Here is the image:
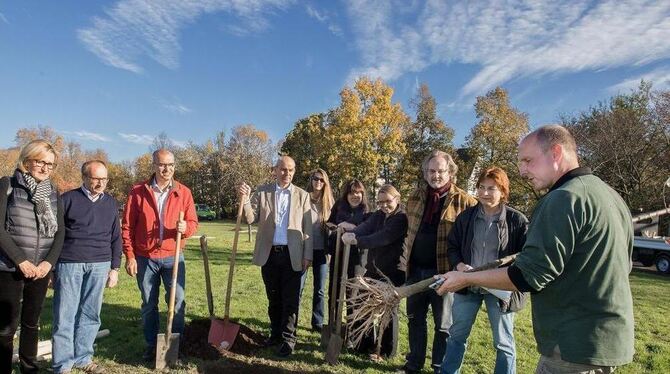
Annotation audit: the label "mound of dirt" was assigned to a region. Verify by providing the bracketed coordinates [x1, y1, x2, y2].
[181, 318, 266, 360]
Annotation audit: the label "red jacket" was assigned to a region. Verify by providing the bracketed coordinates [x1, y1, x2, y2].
[121, 178, 198, 260]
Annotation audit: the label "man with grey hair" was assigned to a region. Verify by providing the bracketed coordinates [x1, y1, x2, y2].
[398, 150, 477, 374]
[436, 125, 634, 373]
[238, 155, 313, 358]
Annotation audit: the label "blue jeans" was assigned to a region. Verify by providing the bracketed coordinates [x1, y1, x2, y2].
[405, 267, 453, 372]
[442, 292, 516, 374]
[136, 254, 186, 348]
[300, 250, 328, 328]
[52, 261, 110, 373]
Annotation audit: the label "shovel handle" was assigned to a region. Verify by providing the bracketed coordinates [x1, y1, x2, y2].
[328, 228, 343, 328]
[200, 235, 215, 318]
[166, 211, 185, 341]
[334, 243, 351, 332]
[224, 197, 245, 319]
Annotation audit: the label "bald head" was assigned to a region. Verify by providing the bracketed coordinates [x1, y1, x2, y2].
[518, 125, 580, 191]
[274, 156, 296, 188]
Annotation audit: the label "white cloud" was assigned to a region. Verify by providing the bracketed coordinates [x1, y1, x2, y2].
[78, 0, 294, 73]
[345, 0, 670, 97]
[607, 67, 670, 93]
[162, 102, 192, 114]
[0, 12, 9, 25]
[66, 130, 111, 142]
[118, 132, 154, 145]
[305, 4, 343, 37]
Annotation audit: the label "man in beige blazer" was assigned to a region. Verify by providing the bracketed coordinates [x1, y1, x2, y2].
[238, 155, 313, 358]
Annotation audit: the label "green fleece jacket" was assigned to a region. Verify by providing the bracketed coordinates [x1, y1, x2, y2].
[511, 168, 634, 366]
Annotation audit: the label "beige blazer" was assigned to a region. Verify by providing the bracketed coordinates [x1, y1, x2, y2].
[243, 183, 313, 271]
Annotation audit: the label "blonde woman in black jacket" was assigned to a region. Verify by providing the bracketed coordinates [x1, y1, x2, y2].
[0, 140, 65, 374]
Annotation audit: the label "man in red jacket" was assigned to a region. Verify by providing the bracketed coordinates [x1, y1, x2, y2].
[121, 148, 198, 362]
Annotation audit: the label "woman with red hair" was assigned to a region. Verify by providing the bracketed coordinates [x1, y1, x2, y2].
[441, 167, 529, 374]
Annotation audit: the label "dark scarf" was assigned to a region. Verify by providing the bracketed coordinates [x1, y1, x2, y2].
[422, 183, 451, 224]
[22, 173, 58, 237]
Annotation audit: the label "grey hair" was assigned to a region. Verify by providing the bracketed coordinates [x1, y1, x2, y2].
[421, 150, 458, 182]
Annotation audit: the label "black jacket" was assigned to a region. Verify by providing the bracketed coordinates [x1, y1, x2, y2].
[326, 200, 370, 258]
[446, 203, 529, 311]
[353, 207, 408, 286]
[0, 171, 65, 272]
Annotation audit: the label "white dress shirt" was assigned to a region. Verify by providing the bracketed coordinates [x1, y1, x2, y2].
[272, 183, 292, 245]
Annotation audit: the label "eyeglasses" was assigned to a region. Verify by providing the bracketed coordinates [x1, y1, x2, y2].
[31, 159, 57, 170]
[427, 169, 449, 176]
[312, 176, 325, 183]
[155, 163, 175, 169]
[376, 198, 396, 206]
[87, 177, 109, 183]
[477, 185, 500, 193]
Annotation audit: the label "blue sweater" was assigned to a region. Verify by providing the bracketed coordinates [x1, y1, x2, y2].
[60, 188, 122, 268]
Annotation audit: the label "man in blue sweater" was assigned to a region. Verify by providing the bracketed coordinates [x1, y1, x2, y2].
[52, 160, 122, 374]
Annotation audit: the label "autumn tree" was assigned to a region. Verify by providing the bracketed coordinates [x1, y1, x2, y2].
[397, 83, 455, 194]
[280, 113, 328, 187]
[324, 77, 410, 192]
[464, 87, 531, 208]
[562, 81, 670, 212]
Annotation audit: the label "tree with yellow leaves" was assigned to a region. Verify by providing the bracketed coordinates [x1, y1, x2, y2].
[464, 87, 532, 208]
[324, 77, 410, 192]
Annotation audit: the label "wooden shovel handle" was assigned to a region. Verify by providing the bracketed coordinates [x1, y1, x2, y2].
[166, 211, 185, 340]
[395, 254, 518, 299]
[224, 198, 245, 319]
[328, 228, 343, 328]
[200, 235, 215, 318]
[334, 242, 351, 331]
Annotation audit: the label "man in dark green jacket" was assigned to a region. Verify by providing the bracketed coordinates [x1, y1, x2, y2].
[436, 125, 634, 373]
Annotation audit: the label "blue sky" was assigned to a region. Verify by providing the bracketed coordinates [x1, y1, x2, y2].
[1, 0, 669, 162]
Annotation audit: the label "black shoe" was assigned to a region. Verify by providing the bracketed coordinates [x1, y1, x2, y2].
[395, 364, 421, 374]
[142, 346, 156, 363]
[263, 336, 281, 348]
[275, 343, 293, 358]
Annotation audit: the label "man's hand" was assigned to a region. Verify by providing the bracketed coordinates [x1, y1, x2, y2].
[455, 262, 474, 272]
[341, 232, 357, 245]
[302, 259, 312, 271]
[17, 261, 38, 279]
[125, 258, 138, 277]
[177, 219, 186, 234]
[107, 269, 119, 288]
[237, 183, 251, 200]
[435, 271, 471, 296]
[35, 261, 52, 279]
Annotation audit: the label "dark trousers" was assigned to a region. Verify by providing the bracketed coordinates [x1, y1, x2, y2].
[0, 271, 50, 374]
[261, 247, 303, 348]
[327, 246, 364, 321]
[300, 250, 328, 329]
[405, 267, 453, 372]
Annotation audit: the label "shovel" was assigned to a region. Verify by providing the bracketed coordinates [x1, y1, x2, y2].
[155, 211, 184, 370]
[325, 242, 351, 365]
[206, 198, 245, 350]
[199, 235, 230, 349]
[320, 227, 343, 347]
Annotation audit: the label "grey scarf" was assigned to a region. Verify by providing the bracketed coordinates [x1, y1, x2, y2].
[22, 173, 58, 238]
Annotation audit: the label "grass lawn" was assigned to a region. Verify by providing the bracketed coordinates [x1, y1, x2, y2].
[35, 220, 670, 373]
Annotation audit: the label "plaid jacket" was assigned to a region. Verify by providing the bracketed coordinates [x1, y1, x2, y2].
[399, 183, 478, 274]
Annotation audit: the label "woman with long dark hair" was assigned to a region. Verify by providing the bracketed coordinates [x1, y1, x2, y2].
[0, 140, 65, 373]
